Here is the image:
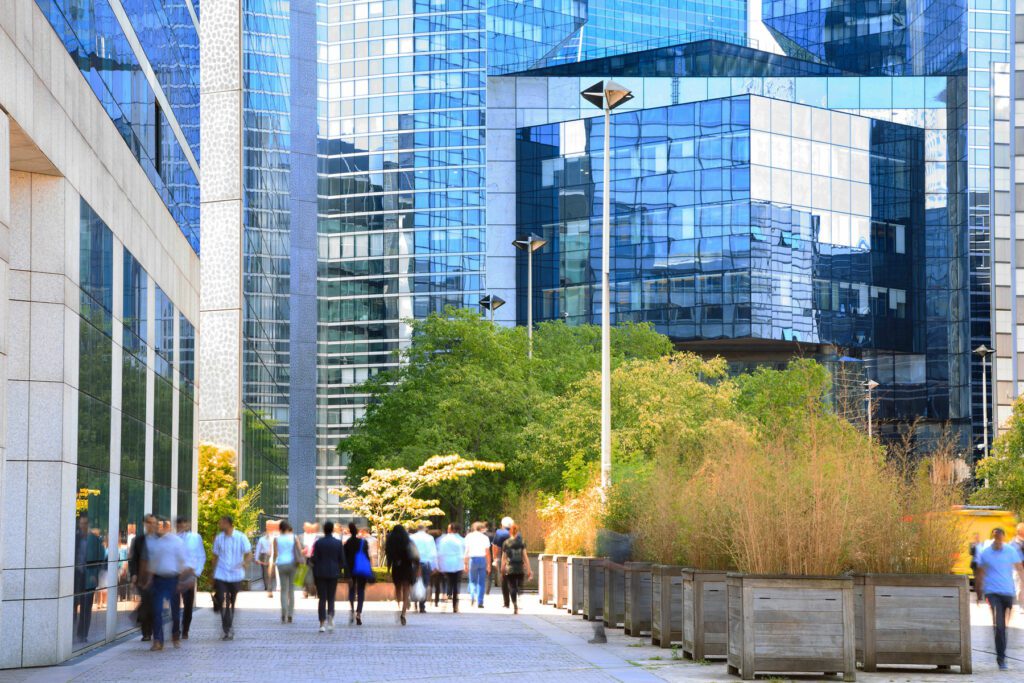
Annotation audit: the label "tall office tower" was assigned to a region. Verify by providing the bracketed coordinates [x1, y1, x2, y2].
[1, 0, 201, 666]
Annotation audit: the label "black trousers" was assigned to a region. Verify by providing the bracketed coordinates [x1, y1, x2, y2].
[316, 577, 338, 622]
[987, 593, 1014, 663]
[348, 577, 367, 614]
[214, 579, 241, 635]
[444, 571, 462, 609]
[178, 584, 196, 636]
[73, 589, 95, 642]
[137, 583, 154, 638]
[431, 570, 444, 605]
[506, 572, 524, 606]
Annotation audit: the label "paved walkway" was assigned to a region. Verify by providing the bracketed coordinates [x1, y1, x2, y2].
[2, 591, 1022, 682]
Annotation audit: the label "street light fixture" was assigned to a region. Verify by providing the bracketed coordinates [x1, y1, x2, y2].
[582, 79, 633, 494]
[478, 294, 506, 323]
[864, 379, 880, 440]
[512, 234, 548, 358]
[975, 344, 993, 460]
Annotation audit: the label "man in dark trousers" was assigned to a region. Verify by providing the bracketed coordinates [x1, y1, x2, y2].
[128, 513, 157, 640]
[311, 520, 345, 633]
[73, 513, 105, 643]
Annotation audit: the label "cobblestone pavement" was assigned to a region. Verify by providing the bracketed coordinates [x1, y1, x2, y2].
[2, 591, 1023, 682]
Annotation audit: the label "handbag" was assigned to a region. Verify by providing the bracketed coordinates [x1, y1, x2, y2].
[293, 562, 309, 588]
[411, 577, 426, 603]
[353, 539, 373, 579]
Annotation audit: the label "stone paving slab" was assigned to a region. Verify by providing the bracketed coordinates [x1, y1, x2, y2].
[1, 591, 1022, 682]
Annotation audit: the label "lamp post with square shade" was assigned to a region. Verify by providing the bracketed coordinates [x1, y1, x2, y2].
[975, 344, 993, 460]
[512, 234, 547, 358]
[864, 379, 879, 440]
[478, 294, 506, 323]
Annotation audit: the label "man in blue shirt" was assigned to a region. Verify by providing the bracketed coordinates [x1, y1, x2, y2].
[975, 527, 1024, 670]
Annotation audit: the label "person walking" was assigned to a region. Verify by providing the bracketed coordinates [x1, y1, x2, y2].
[411, 524, 438, 613]
[301, 522, 322, 599]
[500, 523, 533, 614]
[175, 516, 205, 639]
[145, 517, 191, 650]
[128, 513, 157, 641]
[385, 525, 418, 625]
[464, 522, 491, 609]
[210, 515, 252, 641]
[492, 516, 513, 608]
[73, 513, 105, 644]
[273, 520, 303, 623]
[312, 521, 345, 633]
[436, 523, 466, 612]
[975, 526, 1024, 671]
[1012, 523, 1024, 611]
[255, 522, 277, 598]
[344, 522, 373, 625]
[428, 528, 444, 607]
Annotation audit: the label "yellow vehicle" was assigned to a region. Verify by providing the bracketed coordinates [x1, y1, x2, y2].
[951, 506, 1018, 578]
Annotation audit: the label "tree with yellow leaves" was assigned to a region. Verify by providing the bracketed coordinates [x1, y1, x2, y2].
[331, 454, 504, 563]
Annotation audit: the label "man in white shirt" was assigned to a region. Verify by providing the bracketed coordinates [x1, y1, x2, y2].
[437, 524, 466, 612]
[464, 521, 491, 609]
[145, 517, 190, 650]
[175, 516, 206, 640]
[211, 515, 252, 641]
[411, 524, 439, 613]
[254, 522, 276, 598]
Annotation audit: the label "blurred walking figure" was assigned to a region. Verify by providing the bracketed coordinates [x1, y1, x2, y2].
[344, 522, 373, 625]
[464, 522, 491, 608]
[211, 515, 252, 641]
[411, 524, 438, 613]
[385, 525, 418, 625]
[436, 523, 466, 612]
[500, 523, 532, 614]
[428, 528, 444, 607]
[175, 516, 205, 639]
[274, 520, 303, 623]
[128, 514, 157, 641]
[255, 521, 277, 598]
[145, 517, 191, 650]
[73, 513, 105, 644]
[975, 527, 1024, 671]
[301, 522, 321, 598]
[492, 516, 513, 608]
[312, 521, 345, 633]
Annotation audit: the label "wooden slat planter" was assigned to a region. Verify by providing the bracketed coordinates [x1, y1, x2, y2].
[539, 554, 553, 605]
[567, 556, 585, 615]
[854, 574, 971, 673]
[624, 562, 654, 636]
[554, 555, 569, 609]
[726, 574, 856, 681]
[682, 569, 728, 661]
[603, 561, 626, 628]
[582, 557, 605, 621]
[651, 565, 683, 648]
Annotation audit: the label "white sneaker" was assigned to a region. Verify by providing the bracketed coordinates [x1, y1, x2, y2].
[318, 624, 325, 633]
[327, 616, 335, 632]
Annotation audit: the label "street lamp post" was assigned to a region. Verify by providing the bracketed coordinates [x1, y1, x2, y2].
[864, 379, 879, 440]
[975, 344, 993, 459]
[582, 80, 633, 494]
[478, 294, 506, 324]
[512, 234, 548, 358]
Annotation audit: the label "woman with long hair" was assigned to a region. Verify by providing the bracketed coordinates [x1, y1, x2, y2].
[384, 525, 418, 625]
[272, 520, 303, 623]
[343, 522, 372, 625]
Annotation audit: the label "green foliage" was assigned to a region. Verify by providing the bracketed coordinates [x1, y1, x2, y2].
[735, 357, 832, 438]
[342, 307, 671, 518]
[197, 443, 262, 590]
[972, 396, 1024, 516]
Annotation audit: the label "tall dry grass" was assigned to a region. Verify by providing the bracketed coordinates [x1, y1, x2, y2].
[538, 481, 603, 555]
[505, 488, 550, 551]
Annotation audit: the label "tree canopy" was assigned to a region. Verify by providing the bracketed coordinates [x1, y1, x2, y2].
[972, 395, 1024, 516]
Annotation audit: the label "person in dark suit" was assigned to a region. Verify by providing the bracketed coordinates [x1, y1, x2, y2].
[128, 514, 157, 640]
[311, 521, 345, 632]
[73, 514, 106, 643]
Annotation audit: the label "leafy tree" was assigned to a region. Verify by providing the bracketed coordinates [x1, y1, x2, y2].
[341, 307, 671, 518]
[330, 454, 504, 563]
[972, 396, 1024, 516]
[197, 443, 262, 589]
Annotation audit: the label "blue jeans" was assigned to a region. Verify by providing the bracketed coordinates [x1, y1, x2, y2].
[468, 557, 488, 606]
[152, 575, 181, 642]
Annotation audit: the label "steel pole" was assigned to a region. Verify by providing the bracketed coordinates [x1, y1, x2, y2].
[982, 354, 989, 457]
[867, 389, 872, 440]
[600, 106, 612, 493]
[527, 246, 533, 359]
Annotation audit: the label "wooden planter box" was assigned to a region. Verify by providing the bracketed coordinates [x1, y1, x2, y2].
[651, 565, 683, 648]
[726, 574, 856, 681]
[854, 574, 971, 673]
[554, 555, 569, 609]
[624, 562, 654, 636]
[682, 569, 728, 661]
[603, 561, 626, 628]
[582, 557, 605, 621]
[567, 556, 585, 614]
[539, 554, 554, 605]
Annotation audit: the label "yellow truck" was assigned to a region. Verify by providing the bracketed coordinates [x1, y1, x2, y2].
[951, 506, 1018, 578]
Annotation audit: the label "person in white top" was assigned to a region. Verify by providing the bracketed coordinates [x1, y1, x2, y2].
[254, 522, 277, 597]
[175, 516, 206, 640]
[211, 515, 252, 640]
[145, 517, 191, 650]
[464, 522, 492, 608]
[436, 524, 467, 612]
[411, 524, 439, 613]
[273, 520, 304, 623]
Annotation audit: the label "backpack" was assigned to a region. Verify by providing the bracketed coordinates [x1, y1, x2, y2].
[504, 537, 526, 574]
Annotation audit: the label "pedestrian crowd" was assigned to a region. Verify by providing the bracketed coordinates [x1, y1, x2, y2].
[122, 512, 532, 649]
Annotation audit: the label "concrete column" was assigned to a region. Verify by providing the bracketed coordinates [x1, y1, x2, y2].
[198, 0, 244, 454]
[0, 110, 10, 658]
